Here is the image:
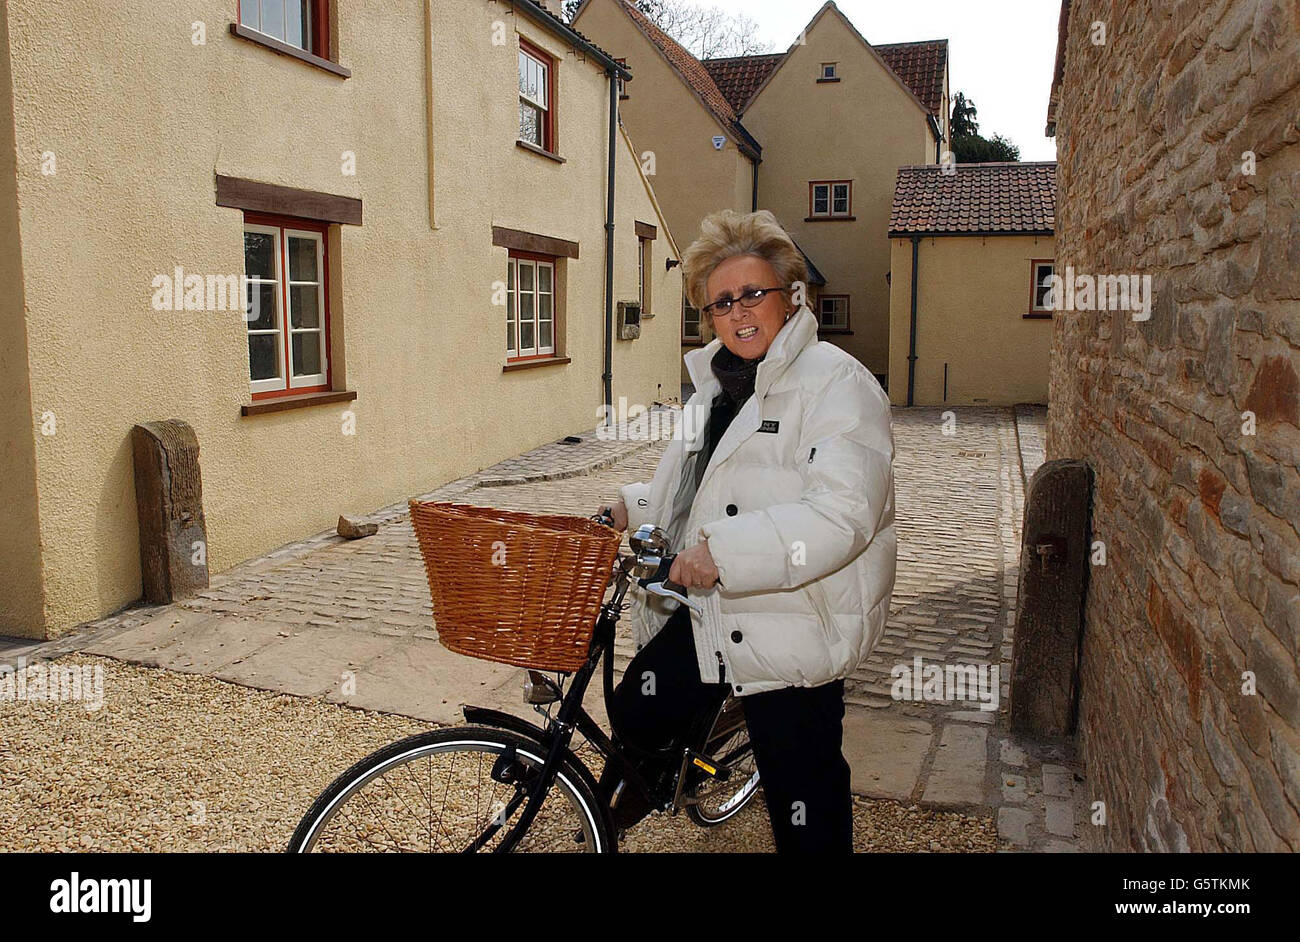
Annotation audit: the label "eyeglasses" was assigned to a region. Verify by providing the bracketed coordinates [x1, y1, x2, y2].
[701, 286, 788, 319]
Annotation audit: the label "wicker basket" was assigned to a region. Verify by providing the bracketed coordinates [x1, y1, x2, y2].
[408, 501, 622, 672]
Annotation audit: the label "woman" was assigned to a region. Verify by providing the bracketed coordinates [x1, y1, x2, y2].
[598, 209, 897, 853]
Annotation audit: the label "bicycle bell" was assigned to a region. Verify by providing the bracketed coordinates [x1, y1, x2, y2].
[629, 524, 670, 576]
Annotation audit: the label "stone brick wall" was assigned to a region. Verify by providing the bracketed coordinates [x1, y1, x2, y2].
[1048, 0, 1300, 851]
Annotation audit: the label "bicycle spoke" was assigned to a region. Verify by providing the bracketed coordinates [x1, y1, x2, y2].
[296, 734, 601, 853]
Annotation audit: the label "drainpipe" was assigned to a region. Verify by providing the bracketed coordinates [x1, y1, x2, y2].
[907, 235, 921, 407]
[751, 157, 758, 212]
[602, 68, 618, 423]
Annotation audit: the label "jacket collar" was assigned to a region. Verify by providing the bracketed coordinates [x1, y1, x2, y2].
[683, 304, 819, 403]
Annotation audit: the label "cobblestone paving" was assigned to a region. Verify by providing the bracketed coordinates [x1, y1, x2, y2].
[48, 405, 1085, 852]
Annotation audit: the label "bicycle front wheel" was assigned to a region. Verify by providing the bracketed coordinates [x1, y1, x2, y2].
[289, 726, 614, 853]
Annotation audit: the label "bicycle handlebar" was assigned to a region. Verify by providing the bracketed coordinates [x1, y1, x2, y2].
[590, 512, 700, 612]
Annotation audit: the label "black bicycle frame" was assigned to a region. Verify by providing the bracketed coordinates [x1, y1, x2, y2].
[485, 561, 699, 852]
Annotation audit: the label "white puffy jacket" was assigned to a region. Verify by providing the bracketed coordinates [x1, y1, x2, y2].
[619, 305, 897, 696]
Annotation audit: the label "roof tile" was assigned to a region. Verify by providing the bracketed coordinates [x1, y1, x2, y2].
[888, 162, 1057, 235]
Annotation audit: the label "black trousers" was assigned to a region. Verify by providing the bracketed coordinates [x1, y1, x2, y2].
[603, 605, 853, 853]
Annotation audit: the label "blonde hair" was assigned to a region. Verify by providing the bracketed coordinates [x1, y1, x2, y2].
[682, 210, 807, 336]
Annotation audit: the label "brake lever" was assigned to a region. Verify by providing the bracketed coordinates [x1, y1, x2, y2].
[637, 554, 702, 612]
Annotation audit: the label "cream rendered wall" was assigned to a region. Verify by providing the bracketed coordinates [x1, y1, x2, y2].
[575, 0, 752, 255]
[4, 0, 678, 637]
[0, 0, 46, 636]
[743, 10, 935, 380]
[610, 123, 685, 412]
[887, 234, 1054, 406]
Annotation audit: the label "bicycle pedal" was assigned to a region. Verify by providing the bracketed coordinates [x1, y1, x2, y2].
[686, 749, 730, 781]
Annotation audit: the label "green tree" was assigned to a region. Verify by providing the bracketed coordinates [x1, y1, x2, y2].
[949, 91, 1021, 163]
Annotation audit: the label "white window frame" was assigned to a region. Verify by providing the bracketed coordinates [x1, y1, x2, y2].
[284, 228, 328, 388]
[507, 256, 556, 359]
[818, 295, 849, 330]
[1032, 261, 1056, 312]
[682, 295, 702, 342]
[518, 46, 550, 148]
[244, 223, 286, 395]
[811, 181, 852, 218]
[821, 62, 837, 79]
[242, 223, 328, 394]
[240, 0, 313, 52]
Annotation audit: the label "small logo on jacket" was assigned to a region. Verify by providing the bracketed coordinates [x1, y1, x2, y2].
[758, 420, 779, 434]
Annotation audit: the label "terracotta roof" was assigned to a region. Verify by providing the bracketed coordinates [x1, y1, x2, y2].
[699, 39, 947, 117]
[874, 40, 948, 116]
[701, 53, 785, 113]
[619, 1, 760, 157]
[889, 162, 1057, 235]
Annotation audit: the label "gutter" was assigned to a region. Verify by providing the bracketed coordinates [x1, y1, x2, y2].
[515, 1, 632, 80]
[907, 235, 920, 407]
[602, 67, 617, 423]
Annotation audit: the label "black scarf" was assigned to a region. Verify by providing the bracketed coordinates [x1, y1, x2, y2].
[710, 345, 763, 407]
[694, 347, 764, 490]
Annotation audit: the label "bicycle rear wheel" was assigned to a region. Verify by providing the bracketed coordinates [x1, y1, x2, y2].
[289, 726, 614, 853]
[686, 696, 761, 826]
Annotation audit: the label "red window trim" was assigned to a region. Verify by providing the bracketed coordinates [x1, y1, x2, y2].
[1029, 258, 1056, 313]
[236, 0, 331, 59]
[245, 212, 333, 401]
[506, 249, 558, 363]
[817, 293, 851, 331]
[809, 180, 853, 218]
[518, 37, 558, 155]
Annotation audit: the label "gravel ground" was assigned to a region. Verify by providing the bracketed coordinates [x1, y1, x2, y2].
[0, 655, 1002, 853]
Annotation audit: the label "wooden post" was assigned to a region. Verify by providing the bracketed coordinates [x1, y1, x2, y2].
[131, 420, 209, 604]
[1010, 458, 1093, 737]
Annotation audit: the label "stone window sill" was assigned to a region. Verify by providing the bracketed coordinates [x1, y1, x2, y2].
[1023, 312, 1054, 319]
[230, 23, 351, 78]
[242, 390, 357, 416]
[805, 215, 857, 222]
[503, 356, 571, 373]
[516, 140, 566, 164]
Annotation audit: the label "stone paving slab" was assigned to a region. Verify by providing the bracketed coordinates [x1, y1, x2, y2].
[921, 723, 991, 810]
[842, 709, 933, 802]
[323, 636, 523, 726]
[212, 626, 399, 699]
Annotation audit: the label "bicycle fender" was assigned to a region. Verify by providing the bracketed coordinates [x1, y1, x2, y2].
[461, 705, 548, 741]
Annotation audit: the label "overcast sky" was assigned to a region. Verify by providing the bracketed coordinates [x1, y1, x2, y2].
[705, 0, 1060, 161]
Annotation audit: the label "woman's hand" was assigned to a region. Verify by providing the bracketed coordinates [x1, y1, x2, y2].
[598, 499, 629, 531]
[669, 541, 719, 590]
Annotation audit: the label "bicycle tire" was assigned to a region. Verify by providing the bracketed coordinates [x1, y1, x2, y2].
[686, 697, 761, 826]
[288, 725, 616, 853]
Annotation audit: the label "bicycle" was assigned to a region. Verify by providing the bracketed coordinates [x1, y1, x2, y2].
[288, 518, 761, 853]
